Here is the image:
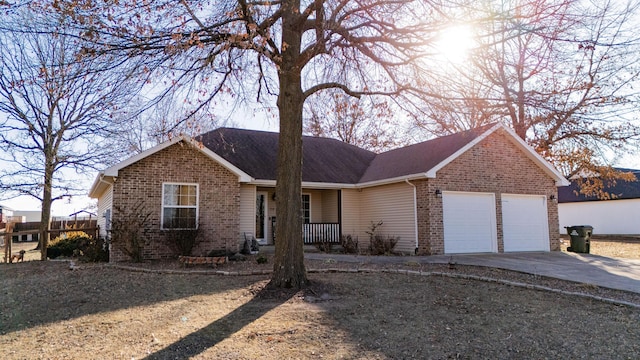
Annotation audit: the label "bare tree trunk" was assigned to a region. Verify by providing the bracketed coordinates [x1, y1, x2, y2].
[270, 1, 309, 288]
[39, 151, 55, 260]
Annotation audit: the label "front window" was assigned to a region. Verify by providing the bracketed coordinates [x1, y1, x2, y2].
[162, 183, 198, 229]
[302, 194, 310, 224]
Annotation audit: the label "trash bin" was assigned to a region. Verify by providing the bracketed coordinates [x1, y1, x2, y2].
[565, 225, 593, 254]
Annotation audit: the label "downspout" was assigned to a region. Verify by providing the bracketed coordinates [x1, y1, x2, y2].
[405, 179, 419, 254]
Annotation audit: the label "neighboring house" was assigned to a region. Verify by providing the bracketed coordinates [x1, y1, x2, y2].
[0, 204, 14, 224]
[558, 169, 640, 235]
[89, 123, 569, 262]
[13, 210, 42, 223]
[11, 211, 41, 242]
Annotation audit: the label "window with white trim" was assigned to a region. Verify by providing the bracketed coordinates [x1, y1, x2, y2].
[162, 183, 198, 229]
[302, 194, 311, 224]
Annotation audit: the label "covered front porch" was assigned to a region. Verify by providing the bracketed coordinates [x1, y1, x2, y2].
[241, 185, 342, 245]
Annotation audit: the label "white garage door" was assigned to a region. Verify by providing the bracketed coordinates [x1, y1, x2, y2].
[443, 192, 497, 254]
[502, 194, 550, 252]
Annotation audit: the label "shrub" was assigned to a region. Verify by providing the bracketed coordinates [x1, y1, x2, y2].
[47, 231, 91, 259]
[47, 231, 107, 261]
[81, 236, 110, 262]
[315, 238, 333, 253]
[164, 228, 200, 257]
[340, 234, 359, 254]
[368, 234, 399, 255]
[110, 201, 152, 262]
[256, 255, 268, 264]
[365, 220, 399, 255]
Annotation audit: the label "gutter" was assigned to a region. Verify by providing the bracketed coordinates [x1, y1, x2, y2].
[88, 174, 114, 199]
[405, 179, 419, 254]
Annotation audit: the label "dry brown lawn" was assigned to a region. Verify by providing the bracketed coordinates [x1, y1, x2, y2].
[560, 237, 640, 259]
[1, 256, 640, 359]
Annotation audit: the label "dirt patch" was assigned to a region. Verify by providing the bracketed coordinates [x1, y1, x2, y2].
[1, 259, 639, 359]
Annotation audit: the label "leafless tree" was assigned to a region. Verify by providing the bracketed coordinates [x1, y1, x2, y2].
[115, 94, 233, 154]
[304, 92, 406, 152]
[410, 0, 640, 189]
[42, 0, 454, 287]
[0, 10, 140, 259]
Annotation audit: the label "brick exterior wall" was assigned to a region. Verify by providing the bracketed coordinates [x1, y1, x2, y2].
[109, 142, 240, 262]
[416, 130, 560, 255]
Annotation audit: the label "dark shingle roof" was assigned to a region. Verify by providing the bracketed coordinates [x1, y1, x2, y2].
[196, 124, 497, 184]
[197, 128, 377, 183]
[359, 124, 495, 183]
[558, 168, 640, 202]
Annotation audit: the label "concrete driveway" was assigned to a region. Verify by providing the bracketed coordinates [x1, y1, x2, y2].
[304, 251, 640, 294]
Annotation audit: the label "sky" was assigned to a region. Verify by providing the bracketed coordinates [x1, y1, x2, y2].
[1, 17, 639, 216]
[0, 109, 280, 216]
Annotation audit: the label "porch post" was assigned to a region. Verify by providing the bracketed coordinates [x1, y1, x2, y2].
[337, 190, 342, 240]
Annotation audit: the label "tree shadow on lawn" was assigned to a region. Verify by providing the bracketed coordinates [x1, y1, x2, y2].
[314, 273, 640, 359]
[119, 272, 640, 359]
[143, 285, 297, 360]
[0, 261, 269, 334]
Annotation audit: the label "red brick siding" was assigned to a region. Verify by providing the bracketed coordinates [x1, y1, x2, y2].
[110, 142, 240, 262]
[416, 130, 560, 255]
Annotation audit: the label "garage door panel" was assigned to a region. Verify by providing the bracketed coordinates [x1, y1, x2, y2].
[443, 192, 497, 254]
[502, 194, 549, 252]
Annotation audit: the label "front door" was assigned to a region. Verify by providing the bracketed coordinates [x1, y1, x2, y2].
[256, 192, 268, 243]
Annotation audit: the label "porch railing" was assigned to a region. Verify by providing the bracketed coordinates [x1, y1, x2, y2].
[303, 223, 340, 244]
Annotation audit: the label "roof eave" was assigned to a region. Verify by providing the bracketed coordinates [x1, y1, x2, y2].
[88, 173, 115, 199]
[356, 173, 429, 189]
[248, 179, 358, 189]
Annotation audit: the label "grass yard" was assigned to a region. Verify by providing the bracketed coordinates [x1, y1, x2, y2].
[1, 260, 639, 359]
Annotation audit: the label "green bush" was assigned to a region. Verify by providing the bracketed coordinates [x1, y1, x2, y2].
[47, 232, 90, 259]
[47, 232, 109, 262]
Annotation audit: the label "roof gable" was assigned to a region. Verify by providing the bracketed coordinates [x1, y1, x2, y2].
[359, 123, 569, 187]
[359, 123, 495, 183]
[99, 137, 251, 181]
[88, 136, 253, 198]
